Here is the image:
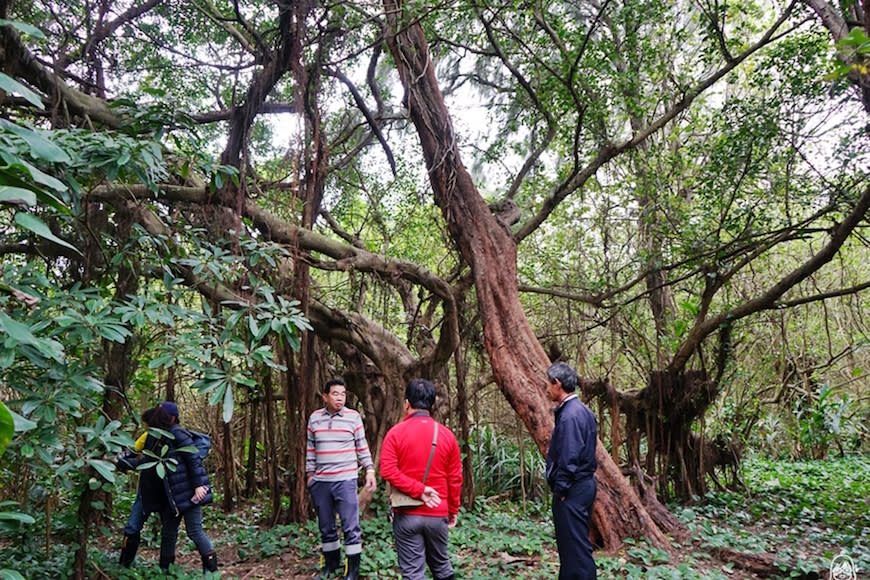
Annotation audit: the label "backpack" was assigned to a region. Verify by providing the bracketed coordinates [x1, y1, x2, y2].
[185, 429, 211, 460]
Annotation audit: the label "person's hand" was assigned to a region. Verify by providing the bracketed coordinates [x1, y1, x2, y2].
[365, 470, 377, 492]
[421, 486, 441, 508]
[447, 513, 458, 529]
[192, 485, 208, 504]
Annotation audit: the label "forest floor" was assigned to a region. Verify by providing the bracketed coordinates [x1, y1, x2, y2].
[3, 456, 868, 579]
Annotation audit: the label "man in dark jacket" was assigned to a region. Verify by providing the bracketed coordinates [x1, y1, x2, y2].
[545, 362, 598, 580]
[137, 402, 217, 573]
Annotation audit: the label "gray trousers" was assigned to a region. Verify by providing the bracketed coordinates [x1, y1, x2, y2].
[392, 513, 454, 580]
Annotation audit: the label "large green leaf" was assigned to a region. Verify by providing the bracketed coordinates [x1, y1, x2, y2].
[10, 410, 36, 433]
[0, 312, 39, 346]
[8, 157, 68, 193]
[0, 119, 70, 163]
[0, 18, 46, 39]
[0, 186, 36, 206]
[87, 459, 116, 483]
[222, 382, 234, 423]
[0, 164, 69, 214]
[0, 73, 43, 110]
[0, 401, 13, 457]
[13, 212, 81, 255]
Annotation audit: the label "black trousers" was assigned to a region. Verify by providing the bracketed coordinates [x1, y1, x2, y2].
[552, 477, 597, 580]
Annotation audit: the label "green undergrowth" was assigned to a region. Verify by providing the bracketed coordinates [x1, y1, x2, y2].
[673, 454, 870, 579]
[0, 456, 866, 578]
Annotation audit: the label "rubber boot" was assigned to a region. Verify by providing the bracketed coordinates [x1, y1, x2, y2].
[159, 552, 175, 572]
[343, 553, 360, 580]
[119, 532, 140, 567]
[315, 549, 341, 579]
[201, 551, 219, 573]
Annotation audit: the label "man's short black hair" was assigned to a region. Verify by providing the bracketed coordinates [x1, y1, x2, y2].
[547, 361, 578, 393]
[323, 378, 346, 393]
[405, 378, 436, 411]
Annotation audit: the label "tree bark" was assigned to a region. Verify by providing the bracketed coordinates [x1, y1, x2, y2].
[381, 0, 670, 550]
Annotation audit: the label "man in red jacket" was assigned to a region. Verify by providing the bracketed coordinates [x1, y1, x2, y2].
[380, 378, 463, 580]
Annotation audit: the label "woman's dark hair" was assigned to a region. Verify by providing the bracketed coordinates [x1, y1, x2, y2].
[147, 406, 174, 430]
[405, 378, 436, 411]
[140, 406, 157, 426]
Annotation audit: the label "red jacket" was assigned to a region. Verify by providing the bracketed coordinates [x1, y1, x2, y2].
[380, 412, 462, 518]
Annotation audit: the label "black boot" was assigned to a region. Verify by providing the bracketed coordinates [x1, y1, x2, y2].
[343, 553, 360, 580]
[315, 549, 341, 579]
[119, 532, 140, 568]
[201, 551, 219, 573]
[159, 552, 175, 572]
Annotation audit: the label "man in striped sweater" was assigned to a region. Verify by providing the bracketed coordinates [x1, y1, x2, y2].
[306, 378, 377, 580]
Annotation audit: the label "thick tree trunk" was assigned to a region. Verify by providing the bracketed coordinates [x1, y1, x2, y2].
[382, 0, 670, 550]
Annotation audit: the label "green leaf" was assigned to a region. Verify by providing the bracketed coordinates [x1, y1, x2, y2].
[10, 410, 36, 433]
[0, 401, 13, 457]
[0, 512, 35, 524]
[0, 119, 70, 163]
[0, 73, 44, 110]
[13, 212, 81, 255]
[0, 18, 46, 39]
[88, 459, 116, 483]
[222, 382, 234, 423]
[0, 186, 36, 206]
[0, 167, 69, 213]
[10, 157, 68, 193]
[0, 312, 39, 346]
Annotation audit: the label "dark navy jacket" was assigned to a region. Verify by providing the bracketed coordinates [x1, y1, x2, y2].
[546, 395, 597, 495]
[138, 424, 213, 516]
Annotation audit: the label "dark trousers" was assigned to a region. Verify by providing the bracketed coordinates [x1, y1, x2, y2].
[123, 490, 146, 535]
[309, 479, 362, 554]
[552, 477, 596, 580]
[159, 504, 213, 563]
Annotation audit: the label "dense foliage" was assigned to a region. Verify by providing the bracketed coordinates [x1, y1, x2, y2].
[1, 0, 869, 576]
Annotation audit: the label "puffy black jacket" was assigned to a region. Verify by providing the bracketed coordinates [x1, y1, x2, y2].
[138, 424, 213, 516]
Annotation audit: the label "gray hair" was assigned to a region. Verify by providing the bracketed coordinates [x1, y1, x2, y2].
[546, 361, 578, 393]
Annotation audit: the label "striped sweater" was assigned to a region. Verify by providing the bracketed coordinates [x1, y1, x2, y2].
[306, 407, 374, 482]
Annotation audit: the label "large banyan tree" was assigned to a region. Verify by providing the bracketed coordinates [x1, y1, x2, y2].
[2, 0, 870, 574]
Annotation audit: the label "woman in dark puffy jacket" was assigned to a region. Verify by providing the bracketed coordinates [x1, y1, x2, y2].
[138, 404, 218, 573]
